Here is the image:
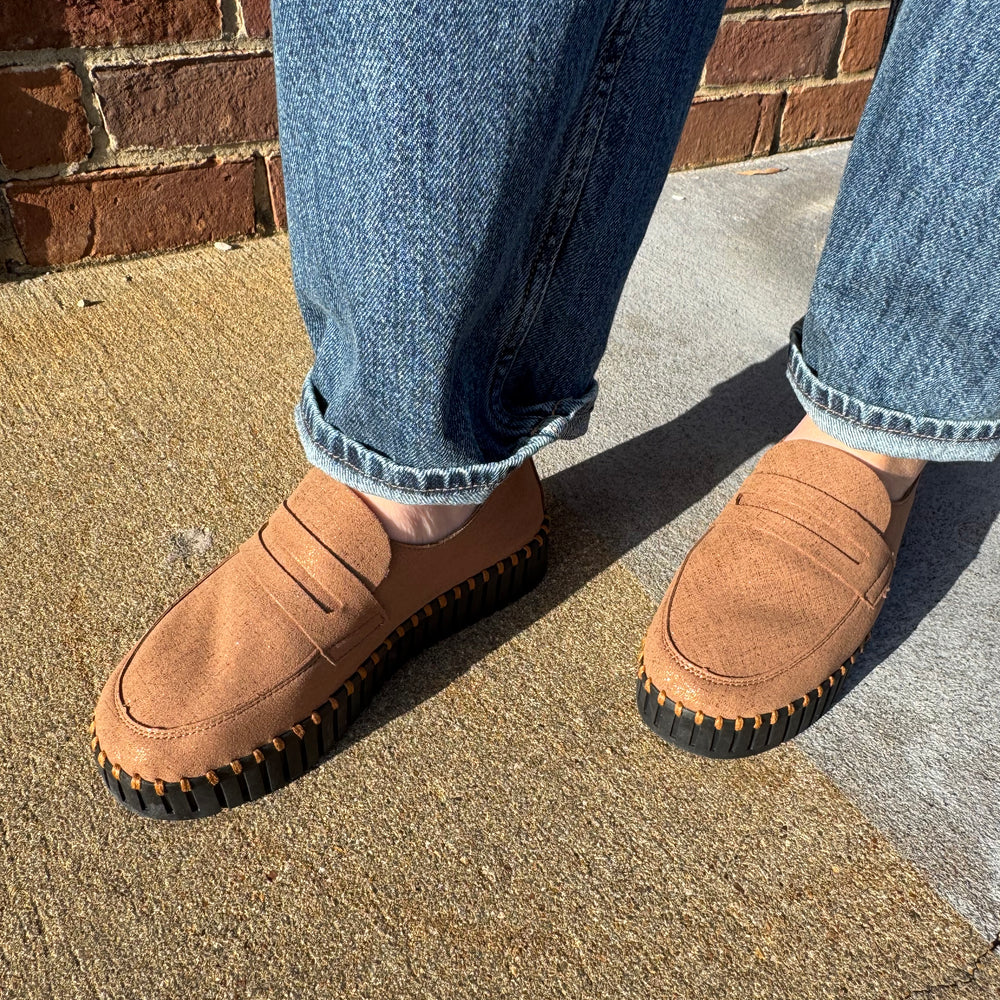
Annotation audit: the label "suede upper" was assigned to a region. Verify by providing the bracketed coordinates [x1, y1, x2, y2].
[641, 440, 917, 720]
[94, 461, 544, 783]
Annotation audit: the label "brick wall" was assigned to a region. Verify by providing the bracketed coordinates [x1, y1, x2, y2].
[0, 0, 888, 274]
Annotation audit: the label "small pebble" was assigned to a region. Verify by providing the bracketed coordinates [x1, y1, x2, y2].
[672, 195, 685, 201]
[214, 241, 234, 251]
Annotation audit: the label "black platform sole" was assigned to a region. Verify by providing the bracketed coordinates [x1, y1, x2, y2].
[93, 519, 550, 820]
[635, 634, 868, 759]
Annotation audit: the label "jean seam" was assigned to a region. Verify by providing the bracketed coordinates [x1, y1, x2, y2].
[787, 339, 1000, 444]
[791, 380, 1000, 442]
[486, 0, 648, 429]
[299, 402, 586, 496]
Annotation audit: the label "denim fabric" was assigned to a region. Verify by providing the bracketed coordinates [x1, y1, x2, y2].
[272, 0, 725, 502]
[789, 0, 1000, 462]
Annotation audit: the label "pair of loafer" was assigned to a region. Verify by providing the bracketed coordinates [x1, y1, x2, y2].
[92, 439, 915, 819]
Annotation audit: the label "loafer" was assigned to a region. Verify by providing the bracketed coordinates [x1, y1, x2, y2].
[92, 460, 548, 819]
[636, 439, 917, 758]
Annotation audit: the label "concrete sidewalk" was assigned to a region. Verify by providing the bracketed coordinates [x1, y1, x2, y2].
[2, 144, 998, 999]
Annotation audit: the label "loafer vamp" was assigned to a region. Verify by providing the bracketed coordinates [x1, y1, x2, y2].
[665, 518, 868, 682]
[641, 440, 907, 721]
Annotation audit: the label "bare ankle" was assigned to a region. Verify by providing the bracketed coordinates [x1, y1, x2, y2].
[355, 491, 479, 544]
[786, 415, 925, 501]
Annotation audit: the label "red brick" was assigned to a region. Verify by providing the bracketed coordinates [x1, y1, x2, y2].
[5, 160, 255, 266]
[0, 65, 91, 171]
[242, 0, 271, 37]
[672, 94, 771, 169]
[780, 79, 873, 149]
[0, 0, 221, 50]
[840, 7, 890, 74]
[752, 92, 784, 156]
[95, 56, 277, 150]
[704, 13, 843, 86]
[266, 155, 285, 229]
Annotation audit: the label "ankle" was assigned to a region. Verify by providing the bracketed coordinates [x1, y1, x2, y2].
[785, 415, 925, 501]
[355, 490, 479, 544]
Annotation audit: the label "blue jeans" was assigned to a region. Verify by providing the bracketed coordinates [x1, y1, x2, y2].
[271, 0, 1000, 505]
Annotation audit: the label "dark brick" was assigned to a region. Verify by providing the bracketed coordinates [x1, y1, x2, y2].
[0, 65, 91, 171]
[704, 13, 843, 86]
[780, 79, 873, 149]
[840, 6, 890, 74]
[0, 0, 221, 50]
[266, 155, 285, 229]
[242, 0, 271, 37]
[95, 55, 277, 149]
[5, 160, 256, 266]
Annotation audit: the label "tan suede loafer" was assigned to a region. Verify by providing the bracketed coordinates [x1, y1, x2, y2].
[92, 460, 548, 819]
[636, 439, 917, 758]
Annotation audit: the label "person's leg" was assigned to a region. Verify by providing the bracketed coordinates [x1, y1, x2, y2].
[271, 0, 726, 530]
[93, 0, 730, 816]
[788, 0, 1000, 467]
[638, 0, 999, 758]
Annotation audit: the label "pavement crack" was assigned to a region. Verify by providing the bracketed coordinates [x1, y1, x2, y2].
[900, 929, 1000, 999]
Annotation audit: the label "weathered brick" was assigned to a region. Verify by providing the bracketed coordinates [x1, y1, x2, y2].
[242, 0, 271, 37]
[752, 92, 784, 156]
[95, 55, 277, 150]
[0, 0, 221, 50]
[840, 6, 890, 74]
[704, 13, 843, 86]
[724, 0, 784, 9]
[780, 79, 873, 149]
[672, 94, 769, 169]
[0, 65, 91, 171]
[266, 155, 285, 229]
[5, 160, 255, 266]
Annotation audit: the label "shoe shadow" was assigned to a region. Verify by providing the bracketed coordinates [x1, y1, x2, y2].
[838, 459, 1000, 694]
[341, 347, 805, 746]
[343, 344, 1000, 750]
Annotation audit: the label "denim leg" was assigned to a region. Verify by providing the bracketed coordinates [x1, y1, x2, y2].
[789, 0, 1000, 462]
[272, 0, 725, 502]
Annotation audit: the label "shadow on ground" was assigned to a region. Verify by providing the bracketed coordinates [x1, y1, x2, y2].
[345, 347, 1000, 751]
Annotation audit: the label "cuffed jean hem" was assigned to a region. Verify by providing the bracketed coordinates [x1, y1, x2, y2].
[295, 377, 597, 504]
[787, 322, 1000, 463]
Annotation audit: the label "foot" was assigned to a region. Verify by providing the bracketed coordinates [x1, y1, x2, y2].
[356, 491, 479, 544]
[785, 414, 924, 501]
[636, 438, 919, 758]
[92, 462, 548, 819]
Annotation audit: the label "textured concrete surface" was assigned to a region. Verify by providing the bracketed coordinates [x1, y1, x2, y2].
[1, 145, 998, 998]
